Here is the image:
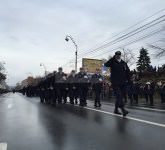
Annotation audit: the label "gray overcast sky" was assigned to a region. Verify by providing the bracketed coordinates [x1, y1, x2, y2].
[0, 0, 165, 86]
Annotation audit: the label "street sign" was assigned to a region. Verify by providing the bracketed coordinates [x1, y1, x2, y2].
[82, 58, 103, 73]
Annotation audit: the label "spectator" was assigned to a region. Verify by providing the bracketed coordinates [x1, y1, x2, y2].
[144, 81, 155, 106]
[160, 81, 165, 103]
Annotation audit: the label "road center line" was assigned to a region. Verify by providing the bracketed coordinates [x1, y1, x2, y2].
[0, 143, 7, 150]
[76, 106, 165, 128]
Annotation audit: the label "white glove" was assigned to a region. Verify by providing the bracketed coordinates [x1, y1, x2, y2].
[62, 76, 66, 80]
[99, 78, 103, 82]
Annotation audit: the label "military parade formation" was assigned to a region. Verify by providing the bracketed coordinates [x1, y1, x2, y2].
[18, 51, 165, 117]
[21, 67, 104, 108]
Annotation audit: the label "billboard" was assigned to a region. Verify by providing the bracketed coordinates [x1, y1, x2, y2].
[82, 58, 103, 73]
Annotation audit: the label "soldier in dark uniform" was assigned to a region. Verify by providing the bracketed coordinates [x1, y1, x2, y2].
[67, 70, 77, 104]
[104, 51, 130, 117]
[74, 86, 79, 104]
[91, 68, 103, 107]
[76, 67, 90, 106]
[63, 73, 69, 104]
[51, 71, 57, 106]
[47, 74, 53, 105]
[74, 75, 79, 105]
[55, 67, 67, 104]
[38, 78, 45, 103]
[46, 74, 55, 104]
[44, 76, 51, 104]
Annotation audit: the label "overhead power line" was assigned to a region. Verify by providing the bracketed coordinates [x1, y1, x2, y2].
[77, 15, 165, 59]
[78, 8, 165, 56]
[88, 27, 164, 59]
[62, 8, 165, 68]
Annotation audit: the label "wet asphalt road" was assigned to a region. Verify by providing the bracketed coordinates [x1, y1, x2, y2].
[0, 93, 165, 150]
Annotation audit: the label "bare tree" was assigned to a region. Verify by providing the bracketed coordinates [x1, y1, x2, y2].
[0, 62, 6, 83]
[149, 29, 165, 57]
[121, 48, 136, 67]
[149, 41, 165, 57]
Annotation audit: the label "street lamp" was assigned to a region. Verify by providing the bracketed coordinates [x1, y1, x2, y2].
[65, 35, 78, 73]
[40, 63, 47, 76]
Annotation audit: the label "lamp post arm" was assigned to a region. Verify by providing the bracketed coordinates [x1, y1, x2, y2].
[66, 35, 78, 50]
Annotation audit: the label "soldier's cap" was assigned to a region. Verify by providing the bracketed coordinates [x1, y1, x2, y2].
[58, 67, 62, 70]
[115, 51, 121, 55]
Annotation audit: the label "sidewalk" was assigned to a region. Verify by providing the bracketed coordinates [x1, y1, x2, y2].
[88, 97, 165, 111]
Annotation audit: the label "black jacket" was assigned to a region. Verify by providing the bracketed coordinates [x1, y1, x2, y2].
[104, 57, 130, 86]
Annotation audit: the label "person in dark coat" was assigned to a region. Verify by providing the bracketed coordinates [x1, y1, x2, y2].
[48, 73, 56, 105]
[104, 51, 130, 116]
[132, 81, 139, 104]
[91, 68, 103, 107]
[44, 76, 51, 104]
[144, 81, 155, 106]
[55, 67, 67, 104]
[139, 83, 144, 98]
[63, 74, 69, 104]
[160, 81, 165, 103]
[67, 70, 77, 104]
[51, 71, 57, 105]
[38, 78, 46, 103]
[76, 67, 90, 107]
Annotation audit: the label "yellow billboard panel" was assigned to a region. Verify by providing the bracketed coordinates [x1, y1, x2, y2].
[82, 58, 103, 73]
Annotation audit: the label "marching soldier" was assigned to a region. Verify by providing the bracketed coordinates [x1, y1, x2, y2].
[76, 67, 90, 106]
[63, 73, 69, 104]
[38, 78, 46, 103]
[51, 71, 57, 106]
[46, 74, 54, 105]
[55, 67, 67, 104]
[44, 76, 51, 104]
[91, 68, 103, 107]
[67, 70, 77, 104]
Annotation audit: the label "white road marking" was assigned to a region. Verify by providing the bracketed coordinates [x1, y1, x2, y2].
[75, 105, 165, 128]
[7, 104, 12, 109]
[0, 143, 7, 150]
